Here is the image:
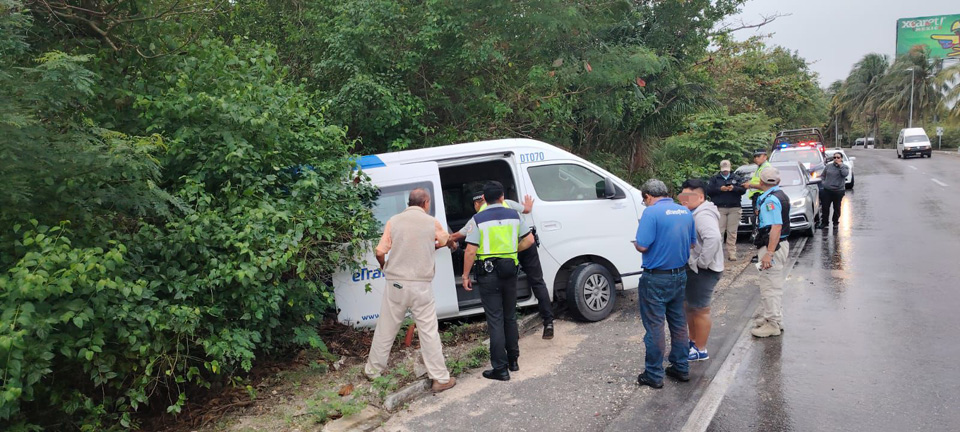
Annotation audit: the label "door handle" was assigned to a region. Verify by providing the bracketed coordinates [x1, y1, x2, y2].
[541, 221, 561, 231]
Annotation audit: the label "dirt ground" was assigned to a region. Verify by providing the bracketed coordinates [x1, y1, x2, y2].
[142, 317, 491, 432]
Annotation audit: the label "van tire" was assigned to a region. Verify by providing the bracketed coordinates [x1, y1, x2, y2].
[566, 263, 617, 322]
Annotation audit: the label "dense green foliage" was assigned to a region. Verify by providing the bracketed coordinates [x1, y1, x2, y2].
[707, 36, 828, 129]
[219, 0, 761, 173]
[1, 0, 827, 429]
[1, 2, 379, 430]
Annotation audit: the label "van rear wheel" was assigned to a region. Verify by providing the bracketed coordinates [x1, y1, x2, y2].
[566, 263, 617, 322]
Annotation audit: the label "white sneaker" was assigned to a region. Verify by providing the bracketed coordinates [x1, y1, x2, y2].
[751, 322, 782, 338]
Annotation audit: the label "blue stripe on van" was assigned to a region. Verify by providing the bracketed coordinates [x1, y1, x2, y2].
[357, 155, 386, 169]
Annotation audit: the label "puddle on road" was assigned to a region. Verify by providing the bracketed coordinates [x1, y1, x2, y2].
[379, 318, 590, 430]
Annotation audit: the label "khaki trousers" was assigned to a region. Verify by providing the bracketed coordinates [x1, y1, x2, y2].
[756, 243, 789, 327]
[718, 207, 742, 258]
[365, 279, 450, 383]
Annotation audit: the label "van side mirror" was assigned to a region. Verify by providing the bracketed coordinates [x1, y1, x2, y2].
[596, 178, 617, 199]
[849, 156, 856, 161]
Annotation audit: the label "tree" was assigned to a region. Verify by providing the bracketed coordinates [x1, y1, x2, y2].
[936, 61, 960, 119]
[878, 46, 943, 127]
[836, 53, 889, 145]
[706, 35, 828, 129]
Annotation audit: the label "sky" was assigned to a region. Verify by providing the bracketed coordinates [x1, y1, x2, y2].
[726, 0, 957, 87]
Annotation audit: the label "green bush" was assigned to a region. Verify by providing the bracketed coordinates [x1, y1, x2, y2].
[651, 110, 772, 189]
[0, 38, 378, 430]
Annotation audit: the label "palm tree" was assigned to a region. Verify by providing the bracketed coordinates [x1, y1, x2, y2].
[837, 53, 889, 145]
[826, 80, 850, 145]
[936, 61, 960, 119]
[878, 46, 943, 127]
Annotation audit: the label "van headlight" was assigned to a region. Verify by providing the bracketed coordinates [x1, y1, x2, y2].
[791, 197, 806, 207]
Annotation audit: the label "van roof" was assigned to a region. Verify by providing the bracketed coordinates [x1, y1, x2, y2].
[902, 128, 928, 135]
[358, 138, 577, 169]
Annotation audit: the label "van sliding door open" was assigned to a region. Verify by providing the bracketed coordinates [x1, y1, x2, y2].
[332, 162, 458, 327]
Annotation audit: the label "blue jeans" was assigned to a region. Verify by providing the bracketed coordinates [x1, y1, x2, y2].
[639, 271, 689, 383]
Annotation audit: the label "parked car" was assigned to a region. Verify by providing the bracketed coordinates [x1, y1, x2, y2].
[897, 128, 932, 159]
[823, 149, 856, 189]
[337, 139, 644, 327]
[736, 161, 822, 237]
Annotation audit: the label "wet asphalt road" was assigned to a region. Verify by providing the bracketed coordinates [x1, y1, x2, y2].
[709, 149, 960, 431]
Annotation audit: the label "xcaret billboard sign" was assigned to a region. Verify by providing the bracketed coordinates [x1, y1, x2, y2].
[897, 14, 960, 59]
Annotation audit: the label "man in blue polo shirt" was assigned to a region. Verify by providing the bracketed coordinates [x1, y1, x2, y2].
[633, 179, 697, 389]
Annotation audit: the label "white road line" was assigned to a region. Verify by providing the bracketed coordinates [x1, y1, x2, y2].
[932, 179, 949, 187]
[682, 237, 808, 432]
[908, 165, 918, 170]
[681, 324, 753, 432]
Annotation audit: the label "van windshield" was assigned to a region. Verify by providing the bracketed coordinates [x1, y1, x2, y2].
[905, 135, 928, 143]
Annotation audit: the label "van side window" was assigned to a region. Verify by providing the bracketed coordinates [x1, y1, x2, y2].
[528, 164, 613, 201]
[372, 181, 435, 227]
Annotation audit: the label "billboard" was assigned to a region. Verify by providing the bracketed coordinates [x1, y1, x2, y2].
[896, 14, 960, 59]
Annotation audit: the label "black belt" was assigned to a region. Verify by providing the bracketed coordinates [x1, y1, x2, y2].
[643, 267, 685, 275]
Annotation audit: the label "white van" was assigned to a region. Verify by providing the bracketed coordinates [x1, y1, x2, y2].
[333, 139, 646, 327]
[897, 128, 932, 159]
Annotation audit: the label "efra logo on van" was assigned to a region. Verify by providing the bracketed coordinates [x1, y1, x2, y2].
[352, 267, 384, 282]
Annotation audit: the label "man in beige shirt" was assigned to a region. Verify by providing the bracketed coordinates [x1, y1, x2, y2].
[364, 188, 456, 393]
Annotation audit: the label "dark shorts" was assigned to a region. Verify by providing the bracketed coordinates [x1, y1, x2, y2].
[685, 267, 722, 309]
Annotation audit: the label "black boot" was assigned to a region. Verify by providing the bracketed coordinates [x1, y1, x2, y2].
[508, 358, 519, 372]
[482, 367, 510, 381]
[542, 323, 554, 340]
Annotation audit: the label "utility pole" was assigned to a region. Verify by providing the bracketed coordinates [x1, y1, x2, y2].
[907, 67, 915, 128]
[835, 114, 839, 148]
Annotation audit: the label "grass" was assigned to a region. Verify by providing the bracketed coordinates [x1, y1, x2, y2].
[446, 343, 489, 376]
[306, 390, 368, 425]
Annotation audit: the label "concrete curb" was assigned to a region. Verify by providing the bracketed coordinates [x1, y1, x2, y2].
[322, 406, 389, 432]
[383, 379, 430, 412]
[380, 312, 542, 413]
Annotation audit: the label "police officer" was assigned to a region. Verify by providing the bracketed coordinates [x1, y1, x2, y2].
[462, 181, 536, 381]
[449, 189, 555, 339]
[743, 149, 772, 263]
[751, 166, 791, 338]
